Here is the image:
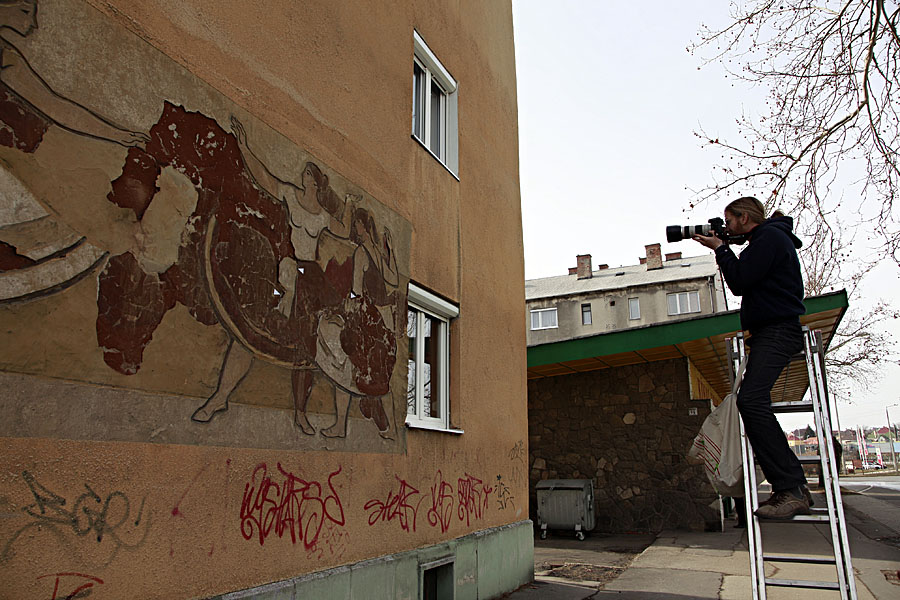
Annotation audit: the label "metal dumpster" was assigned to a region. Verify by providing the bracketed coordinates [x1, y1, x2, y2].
[535, 479, 595, 540]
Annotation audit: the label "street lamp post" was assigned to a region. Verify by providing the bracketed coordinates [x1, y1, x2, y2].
[888, 403, 899, 473]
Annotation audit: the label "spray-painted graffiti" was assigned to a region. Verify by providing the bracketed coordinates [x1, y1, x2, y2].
[425, 470, 454, 534]
[457, 473, 492, 527]
[35, 572, 104, 600]
[168, 461, 234, 558]
[239, 463, 345, 550]
[495, 474, 515, 510]
[507, 440, 526, 485]
[305, 520, 349, 563]
[364, 470, 494, 533]
[363, 476, 420, 532]
[0, 471, 150, 565]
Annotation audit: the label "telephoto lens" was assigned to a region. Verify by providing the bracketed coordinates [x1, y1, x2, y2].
[666, 224, 711, 243]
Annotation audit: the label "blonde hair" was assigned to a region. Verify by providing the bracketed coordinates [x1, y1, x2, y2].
[725, 196, 767, 225]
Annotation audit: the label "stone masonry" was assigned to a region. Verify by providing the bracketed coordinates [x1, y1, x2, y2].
[528, 357, 719, 533]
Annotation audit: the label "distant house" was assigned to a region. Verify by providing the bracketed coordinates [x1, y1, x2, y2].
[526, 244, 727, 346]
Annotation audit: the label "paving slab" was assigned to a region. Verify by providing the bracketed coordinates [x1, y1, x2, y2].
[602, 565, 723, 598]
[503, 579, 597, 599]
[630, 529, 748, 576]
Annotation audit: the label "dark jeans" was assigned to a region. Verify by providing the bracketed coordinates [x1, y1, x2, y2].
[738, 320, 806, 491]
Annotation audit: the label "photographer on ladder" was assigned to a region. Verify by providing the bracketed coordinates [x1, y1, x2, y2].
[693, 196, 812, 519]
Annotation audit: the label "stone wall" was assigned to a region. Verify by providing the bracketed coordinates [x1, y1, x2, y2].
[528, 358, 719, 533]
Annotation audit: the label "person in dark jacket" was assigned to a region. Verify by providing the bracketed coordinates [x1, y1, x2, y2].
[694, 196, 811, 519]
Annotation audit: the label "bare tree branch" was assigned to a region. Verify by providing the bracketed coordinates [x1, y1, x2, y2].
[690, 1, 900, 392]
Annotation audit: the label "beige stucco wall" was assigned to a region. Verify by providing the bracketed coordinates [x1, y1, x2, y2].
[0, 1, 526, 598]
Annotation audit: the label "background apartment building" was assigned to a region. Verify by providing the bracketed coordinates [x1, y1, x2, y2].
[526, 244, 727, 344]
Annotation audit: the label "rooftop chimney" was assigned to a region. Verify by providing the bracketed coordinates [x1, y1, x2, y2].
[597, 264, 609, 270]
[568, 267, 578, 275]
[576, 254, 593, 279]
[665, 252, 682, 261]
[644, 243, 663, 270]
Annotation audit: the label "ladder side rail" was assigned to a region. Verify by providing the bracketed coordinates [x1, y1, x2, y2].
[810, 329, 855, 599]
[740, 416, 767, 600]
[803, 328, 852, 599]
[730, 334, 767, 600]
[807, 329, 858, 599]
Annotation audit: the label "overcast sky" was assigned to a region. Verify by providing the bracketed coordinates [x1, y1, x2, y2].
[512, 0, 900, 433]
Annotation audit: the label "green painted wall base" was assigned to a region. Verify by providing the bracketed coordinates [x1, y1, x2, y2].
[211, 520, 534, 600]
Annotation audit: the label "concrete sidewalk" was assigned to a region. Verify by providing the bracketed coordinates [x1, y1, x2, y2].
[505, 489, 900, 599]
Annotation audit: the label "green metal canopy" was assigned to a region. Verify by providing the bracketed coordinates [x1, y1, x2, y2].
[527, 290, 848, 404]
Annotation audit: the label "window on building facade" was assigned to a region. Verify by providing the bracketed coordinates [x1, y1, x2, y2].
[581, 303, 592, 325]
[407, 283, 458, 431]
[667, 291, 701, 315]
[530, 307, 558, 330]
[412, 31, 459, 176]
[628, 297, 640, 320]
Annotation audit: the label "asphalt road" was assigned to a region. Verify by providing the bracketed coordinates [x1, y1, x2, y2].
[839, 475, 900, 549]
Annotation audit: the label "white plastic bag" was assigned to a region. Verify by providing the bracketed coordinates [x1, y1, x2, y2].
[687, 358, 746, 497]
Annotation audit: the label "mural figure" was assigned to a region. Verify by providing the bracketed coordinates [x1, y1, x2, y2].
[0, 0, 148, 301]
[189, 117, 401, 438]
[0, 0, 405, 440]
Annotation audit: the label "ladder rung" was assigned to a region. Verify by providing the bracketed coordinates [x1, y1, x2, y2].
[797, 455, 820, 464]
[765, 577, 841, 590]
[772, 400, 813, 413]
[763, 554, 836, 565]
[758, 514, 830, 523]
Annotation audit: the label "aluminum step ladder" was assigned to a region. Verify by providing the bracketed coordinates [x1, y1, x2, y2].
[727, 327, 857, 599]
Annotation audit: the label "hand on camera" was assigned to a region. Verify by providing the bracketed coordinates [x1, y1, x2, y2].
[693, 233, 723, 250]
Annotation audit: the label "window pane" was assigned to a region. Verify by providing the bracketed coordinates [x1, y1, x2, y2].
[545, 309, 557, 328]
[413, 63, 425, 139]
[582, 304, 592, 325]
[689, 291, 700, 312]
[667, 294, 678, 315]
[429, 80, 444, 157]
[407, 310, 417, 415]
[629, 298, 640, 319]
[423, 315, 441, 419]
[531, 311, 540, 330]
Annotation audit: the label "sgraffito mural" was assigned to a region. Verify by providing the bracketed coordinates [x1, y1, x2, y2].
[0, 1, 530, 598]
[0, 0, 411, 451]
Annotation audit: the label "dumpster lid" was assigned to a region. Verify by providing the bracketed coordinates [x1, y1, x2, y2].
[535, 478, 593, 491]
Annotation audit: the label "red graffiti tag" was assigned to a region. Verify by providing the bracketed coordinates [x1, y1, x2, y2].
[36, 572, 103, 600]
[457, 473, 492, 526]
[426, 470, 454, 533]
[239, 463, 345, 549]
[171, 463, 210, 517]
[364, 476, 420, 532]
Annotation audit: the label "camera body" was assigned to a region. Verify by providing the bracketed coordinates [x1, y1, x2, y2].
[666, 217, 747, 245]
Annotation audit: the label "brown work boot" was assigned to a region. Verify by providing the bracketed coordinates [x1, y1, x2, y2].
[754, 489, 811, 519]
[759, 486, 814, 508]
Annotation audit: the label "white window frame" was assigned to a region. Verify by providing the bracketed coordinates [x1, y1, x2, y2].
[530, 307, 558, 330]
[412, 30, 459, 177]
[407, 282, 459, 432]
[667, 290, 701, 316]
[628, 297, 640, 320]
